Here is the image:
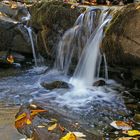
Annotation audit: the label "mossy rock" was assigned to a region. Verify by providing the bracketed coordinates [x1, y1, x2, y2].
[102, 3, 140, 66]
[30, 1, 85, 65]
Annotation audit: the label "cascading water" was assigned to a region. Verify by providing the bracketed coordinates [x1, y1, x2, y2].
[54, 8, 101, 74]
[25, 26, 38, 67]
[71, 8, 111, 87]
[103, 53, 108, 80]
[0, 6, 130, 137]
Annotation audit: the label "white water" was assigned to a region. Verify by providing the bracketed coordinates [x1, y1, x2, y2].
[103, 53, 108, 80]
[54, 8, 100, 74]
[24, 26, 38, 67]
[71, 9, 111, 87]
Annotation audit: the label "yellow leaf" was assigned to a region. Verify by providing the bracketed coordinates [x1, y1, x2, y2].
[7, 55, 14, 64]
[136, 5, 140, 10]
[48, 123, 57, 131]
[26, 119, 32, 125]
[15, 113, 26, 121]
[60, 132, 76, 140]
[118, 137, 138, 140]
[123, 130, 140, 136]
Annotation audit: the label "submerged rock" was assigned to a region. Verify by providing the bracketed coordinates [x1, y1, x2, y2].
[41, 80, 71, 90]
[93, 79, 106, 86]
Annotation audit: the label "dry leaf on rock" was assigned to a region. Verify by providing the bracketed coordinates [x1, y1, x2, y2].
[60, 132, 76, 140]
[73, 132, 86, 138]
[117, 137, 138, 140]
[15, 109, 47, 128]
[48, 123, 57, 131]
[123, 130, 140, 136]
[58, 124, 65, 132]
[110, 121, 132, 130]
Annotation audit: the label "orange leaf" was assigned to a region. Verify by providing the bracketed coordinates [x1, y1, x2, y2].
[15, 109, 47, 128]
[110, 121, 132, 130]
[31, 109, 47, 116]
[58, 124, 65, 132]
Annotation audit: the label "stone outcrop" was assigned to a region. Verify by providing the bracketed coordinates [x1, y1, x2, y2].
[30, 1, 84, 63]
[0, 1, 33, 55]
[103, 3, 140, 66]
[102, 3, 140, 85]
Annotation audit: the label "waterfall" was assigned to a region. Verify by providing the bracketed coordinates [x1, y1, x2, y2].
[24, 26, 38, 67]
[71, 9, 111, 87]
[54, 8, 101, 74]
[103, 53, 108, 80]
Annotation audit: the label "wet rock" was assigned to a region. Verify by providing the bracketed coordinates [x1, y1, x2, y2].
[128, 89, 140, 98]
[41, 81, 71, 90]
[0, 1, 29, 22]
[0, 16, 33, 54]
[103, 3, 140, 66]
[15, 102, 103, 140]
[30, 1, 85, 65]
[93, 79, 106, 86]
[0, 1, 34, 56]
[133, 114, 140, 124]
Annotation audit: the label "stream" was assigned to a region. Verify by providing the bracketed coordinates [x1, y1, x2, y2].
[0, 66, 133, 140]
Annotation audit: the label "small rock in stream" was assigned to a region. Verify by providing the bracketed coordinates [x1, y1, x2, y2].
[41, 80, 72, 90]
[93, 79, 106, 86]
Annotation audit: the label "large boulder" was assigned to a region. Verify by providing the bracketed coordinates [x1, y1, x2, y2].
[103, 3, 140, 66]
[0, 2, 33, 55]
[29, 1, 84, 64]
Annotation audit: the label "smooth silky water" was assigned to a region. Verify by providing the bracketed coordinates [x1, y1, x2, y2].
[0, 7, 129, 139]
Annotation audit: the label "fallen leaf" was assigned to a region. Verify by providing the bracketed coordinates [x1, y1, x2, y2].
[7, 55, 14, 64]
[110, 121, 132, 130]
[15, 114, 31, 128]
[123, 130, 140, 136]
[117, 137, 138, 140]
[37, 125, 46, 128]
[30, 109, 47, 116]
[58, 124, 65, 132]
[50, 118, 58, 123]
[15, 113, 26, 122]
[73, 132, 86, 138]
[48, 123, 57, 131]
[15, 109, 47, 128]
[60, 132, 76, 140]
[136, 5, 140, 10]
[11, 3, 17, 9]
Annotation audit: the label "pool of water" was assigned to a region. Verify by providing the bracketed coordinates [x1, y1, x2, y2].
[0, 67, 131, 139]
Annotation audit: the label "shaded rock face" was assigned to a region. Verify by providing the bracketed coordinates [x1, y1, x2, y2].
[30, 1, 84, 65]
[0, 2, 33, 55]
[103, 3, 140, 66]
